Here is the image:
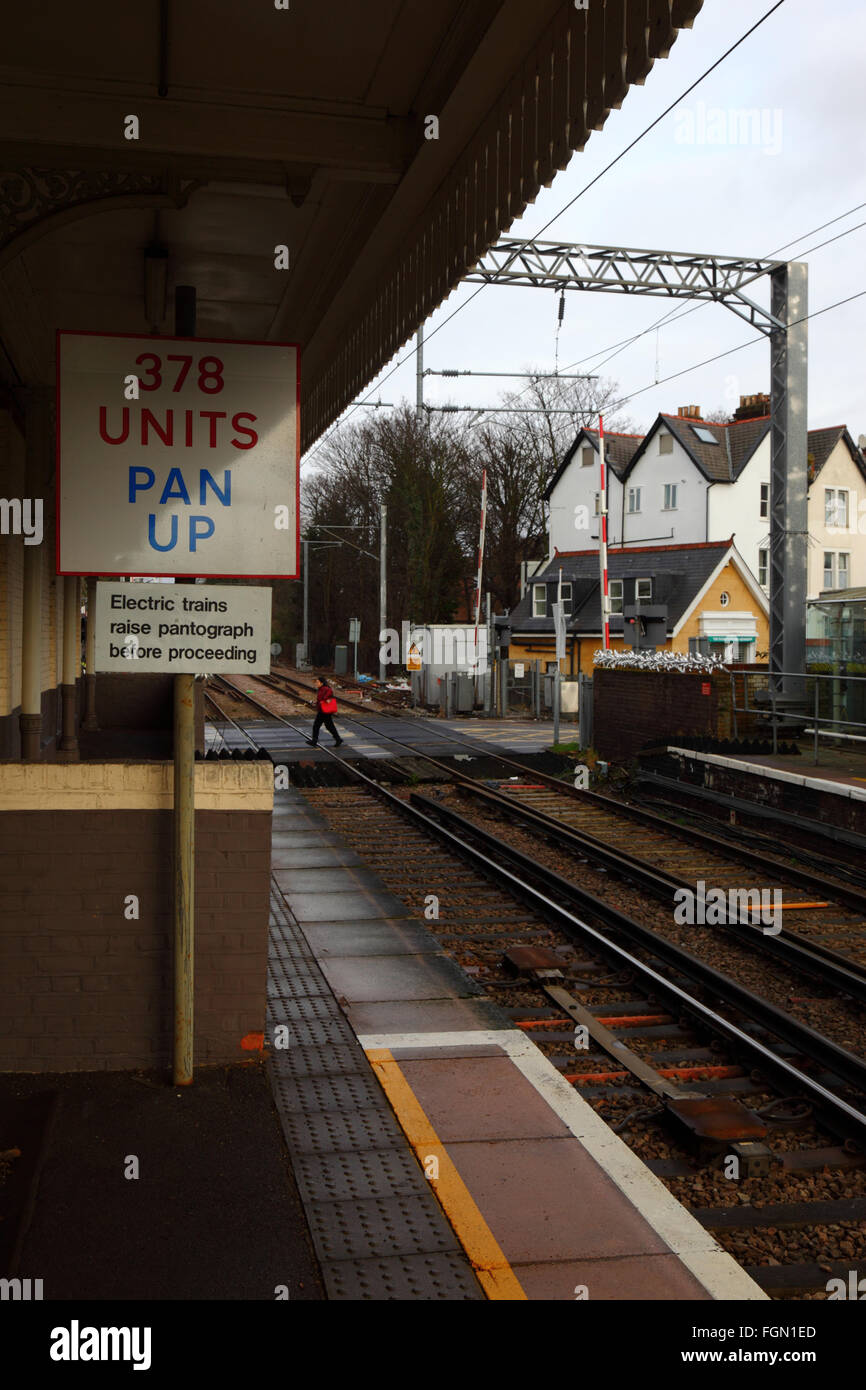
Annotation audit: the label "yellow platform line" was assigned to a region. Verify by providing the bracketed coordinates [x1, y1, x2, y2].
[365, 1048, 527, 1301]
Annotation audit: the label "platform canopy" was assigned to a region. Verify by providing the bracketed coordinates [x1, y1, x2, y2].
[0, 0, 703, 450]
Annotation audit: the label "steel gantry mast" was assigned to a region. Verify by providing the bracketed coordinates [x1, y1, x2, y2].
[464, 238, 807, 687]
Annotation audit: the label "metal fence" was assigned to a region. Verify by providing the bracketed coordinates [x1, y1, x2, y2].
[731, 667, 866, 764]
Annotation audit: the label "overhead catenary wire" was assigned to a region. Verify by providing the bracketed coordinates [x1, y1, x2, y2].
[467, 285, 866, 434]
[299, 1, 788, 472]
[553, 205, 866, 382]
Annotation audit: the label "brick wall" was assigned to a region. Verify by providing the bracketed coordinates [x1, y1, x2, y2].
[593, 668, 765, 762]
[0, 763, 273, 1072]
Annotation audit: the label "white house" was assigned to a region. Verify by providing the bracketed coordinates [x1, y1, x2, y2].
[546, 401, 866, 602]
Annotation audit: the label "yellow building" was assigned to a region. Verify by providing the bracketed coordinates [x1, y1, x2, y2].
[506, 539, 769, 677]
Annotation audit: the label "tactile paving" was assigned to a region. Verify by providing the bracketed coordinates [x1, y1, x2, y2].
[321, 1252, 483, 1301]
[270, 1042, 369, 1079]
[308, 1194, 460, 1262]
[293, 1149, 432, 1203]
[267, 1102, 398, 1156]
[267, 872, 482, 1300]
[272, 1071, 389, 1116]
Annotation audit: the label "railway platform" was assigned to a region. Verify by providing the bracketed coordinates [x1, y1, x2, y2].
[668, 743, 866, 802]
[267, 785, 766, 1301]
[660, 743, 866, 839]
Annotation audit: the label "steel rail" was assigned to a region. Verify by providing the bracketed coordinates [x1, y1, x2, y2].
[450, 779, 866, 1005]
[217, 673, 866, 995]
[408, 793, 866, 1145]
[205, 678, 866, 1144]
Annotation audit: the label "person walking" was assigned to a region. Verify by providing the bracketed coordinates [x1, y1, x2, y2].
[310, 676, 343, 747]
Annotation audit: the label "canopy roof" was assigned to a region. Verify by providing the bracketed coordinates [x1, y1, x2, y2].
[0, 0, 703, 449]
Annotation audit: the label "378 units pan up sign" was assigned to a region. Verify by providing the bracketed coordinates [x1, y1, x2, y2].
[57, 331, 299, 578]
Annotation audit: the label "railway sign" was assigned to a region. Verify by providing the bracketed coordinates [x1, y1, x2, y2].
[93, 580, 272, 673]
[57, 331, 300, 578]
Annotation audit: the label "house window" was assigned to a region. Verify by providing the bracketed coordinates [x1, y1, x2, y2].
[737, 640, 754, 663]
[627, 487, 641, 513]
[533, 583, 547, 618]
[823, 551, 850, 589]
[636, 578, 652, 602]
[581, 446, 595, 468]
[758, 548, 768, 588]
[663, 483, 678, 510]
[659, 434, 673, 455]
[560, 582, 573, 616]
[823, 552, 834, 589]
[608, 579, 623, 615]
[825, 487, 849, 528]
[838, 552, 850, 588]
[689, 637, 711, 657]
[760, 483, 769, 519]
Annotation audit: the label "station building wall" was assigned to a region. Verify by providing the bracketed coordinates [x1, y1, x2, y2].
[0, 761, 274, 1072]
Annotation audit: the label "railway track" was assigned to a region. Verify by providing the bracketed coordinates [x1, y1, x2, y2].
[204, 674, 866, 1295]
[214, 671, 866, 990]
[265, 663, 866, 885]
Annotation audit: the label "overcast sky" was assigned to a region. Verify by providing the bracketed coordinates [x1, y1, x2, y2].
[303, 0, 866, 469]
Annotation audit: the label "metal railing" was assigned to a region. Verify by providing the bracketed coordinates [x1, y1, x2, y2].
[730, 667, 866, 764]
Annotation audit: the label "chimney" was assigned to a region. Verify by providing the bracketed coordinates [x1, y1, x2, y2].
[733, 392, 770, 422]
[678, 405, 702, 419]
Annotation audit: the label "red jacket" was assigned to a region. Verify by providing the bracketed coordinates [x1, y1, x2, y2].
[316, 684, 336, 709]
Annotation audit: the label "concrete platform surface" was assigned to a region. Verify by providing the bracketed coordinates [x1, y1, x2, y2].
[6, 1064, 325, 1300]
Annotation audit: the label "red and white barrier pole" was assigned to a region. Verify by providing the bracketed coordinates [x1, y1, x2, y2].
[598, 416, 610, 650]
[473, 469, 488, 675]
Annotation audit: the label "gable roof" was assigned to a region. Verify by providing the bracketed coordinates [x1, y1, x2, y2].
[545, 416, 866, 505]
[544, 427, 644, 500]
[510, 538, 742, 636]
[808, 426, 866, 484]
[620, 412, 771, 485]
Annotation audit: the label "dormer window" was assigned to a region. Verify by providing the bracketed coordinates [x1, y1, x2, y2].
[533, 584, 547, 618]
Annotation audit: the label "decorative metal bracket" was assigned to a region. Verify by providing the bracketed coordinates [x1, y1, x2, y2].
[0, 168, 204, 269]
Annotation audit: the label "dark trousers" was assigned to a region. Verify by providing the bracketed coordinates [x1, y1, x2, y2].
[312, 710, 340, 745]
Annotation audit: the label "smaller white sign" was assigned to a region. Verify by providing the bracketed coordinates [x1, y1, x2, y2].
[514, 662, 525, 679]
[94, 581, 272, 673]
